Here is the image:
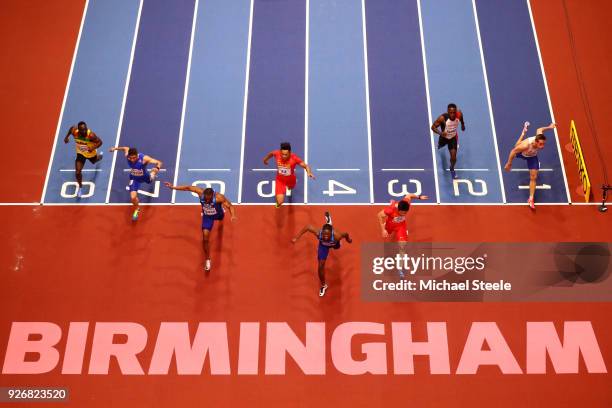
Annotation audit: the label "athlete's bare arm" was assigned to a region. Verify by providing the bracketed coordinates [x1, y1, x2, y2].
[262, 151, 274, 165]
[377, 210, 389, 238]
[334, 230, 352, 244]
[291, 225, 319, 243]
[109, 146, 130, 154]
[217, 193, 237, 221]
[298, 161, 315, 179]
[403, 193, 429, 202]
[64, 126, 75, 143]
[536, 122, 556, 135]
[143, 155, 162, 170]
[431, 115, 447, 137]
[88, 132, 103, 151]
[458, 110, 466, 131]
[163, 182, 204, 195]
[505, 139, 530, 171]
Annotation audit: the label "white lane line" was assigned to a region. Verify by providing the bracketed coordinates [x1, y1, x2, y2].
[381, 168, 426, 172]
[40, 0, 91, 203]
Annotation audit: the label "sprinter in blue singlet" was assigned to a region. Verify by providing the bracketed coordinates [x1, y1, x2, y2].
[164, 182, 237, 272]
[292, 212, 352, 297]
[109, 146, 163, 221]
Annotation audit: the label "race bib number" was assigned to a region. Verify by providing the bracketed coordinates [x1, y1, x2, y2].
[278, 166, 291, 176]
[203, 207, 217, 216]
[392, 216, 405, 223]
[130, 169, 144, 177]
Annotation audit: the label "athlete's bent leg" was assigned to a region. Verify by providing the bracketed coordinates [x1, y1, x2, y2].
[529, 169, 538, 200]
[449, 148, 457, 171]
[130, 191, 139, 208]
[202, 228, 211, 261]
[317, 259, 326, 286]
[275, 194, 285, 207]
[75, 159, 84, 187]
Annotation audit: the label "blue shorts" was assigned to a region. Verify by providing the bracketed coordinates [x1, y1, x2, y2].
[128, 173, 152, 192]
[515, 153, 540, 170]
[202, 211, 225, 231]
[317, 241, 341, 261]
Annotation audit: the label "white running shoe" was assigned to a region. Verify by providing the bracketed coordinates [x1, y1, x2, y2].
[76, 187, 82, 198]
[319, 284, 328, 297]
[325, 211, 332, 225]
[204, 259, 211, 271]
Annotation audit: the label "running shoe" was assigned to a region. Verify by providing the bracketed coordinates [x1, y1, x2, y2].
[204, 259, 211, 271]
[132, 208, 140, 221]
[450, 169, 458, 179]
[325, 211, 332, 225]
[319, 283, 328, 297]
[528, 197, 535, 210]
[76, 187, 82, 198]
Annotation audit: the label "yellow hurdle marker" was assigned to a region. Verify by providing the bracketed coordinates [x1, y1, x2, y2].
[569, 120, 591, 202]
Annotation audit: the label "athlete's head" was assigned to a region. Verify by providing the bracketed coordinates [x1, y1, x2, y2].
[535, 134, 547, 149]
[280, 142, 291, 161]
[203, 188, 214, 203]
[447, 103, 457, 121]
[321, 223, 333, 241]
[127, 147, 139, 163]
[397, 200, 410, 215]
[77, 121, 88, 137]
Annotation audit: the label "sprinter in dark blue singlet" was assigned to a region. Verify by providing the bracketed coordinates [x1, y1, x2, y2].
[164, 182, 237, 272]
[109, 146, 163, 221]
[292, 212, 352, 297]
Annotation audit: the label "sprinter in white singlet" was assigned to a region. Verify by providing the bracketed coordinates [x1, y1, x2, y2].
[504, 122, 556, 209]
[431, 103, 466, 179]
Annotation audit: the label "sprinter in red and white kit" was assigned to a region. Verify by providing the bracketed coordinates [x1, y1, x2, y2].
[377, 193, 428, 278]
[262, 142, 315, 207]
[378, 193, 428, 242]
[431, 103, 466, 179]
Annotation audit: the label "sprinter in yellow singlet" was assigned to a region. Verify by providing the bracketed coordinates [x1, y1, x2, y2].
[63, 121, 103, 197]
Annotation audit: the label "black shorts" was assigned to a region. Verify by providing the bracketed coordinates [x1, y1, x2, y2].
[76, 153, 99, 164]
[437, 136, 458, 151]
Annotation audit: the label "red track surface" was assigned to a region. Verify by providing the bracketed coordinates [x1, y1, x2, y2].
[1, 205, 611, 407]
[1, 0, 611, 406]
[532, 0, 612, 202]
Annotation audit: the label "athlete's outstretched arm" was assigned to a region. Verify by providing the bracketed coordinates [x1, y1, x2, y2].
[431, 115, 446, 136]
[504, 143, 529, 171]
[63, 126, 75, 143]
[536, 122, 556, 135]
[218, 193, 237, 221]
[262, 151, 274, 165]
[403, 193, 428, 202]
[377, 210, 389, 238]
[298, 161, 315, 179]
[109, 146, 130, 154]
[291, 225, 318, 243]
[458, 110, 466, 131]
[143, 155, 163, 170]
[163, 182, 203, 195]
[335, 230, 352, 244]
[89, 132, 102, 150]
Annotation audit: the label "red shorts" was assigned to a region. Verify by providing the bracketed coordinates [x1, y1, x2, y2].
[275, 174, 296, 195]
[385, 223, 408, 242]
